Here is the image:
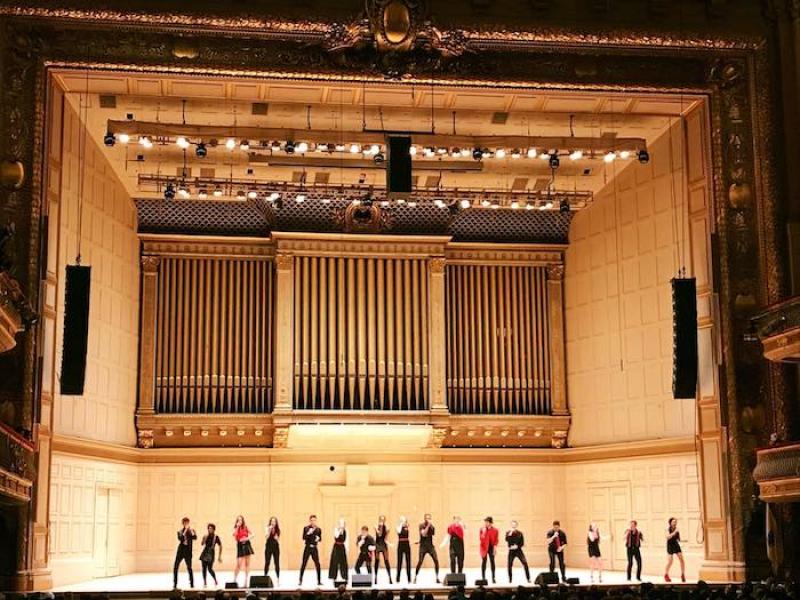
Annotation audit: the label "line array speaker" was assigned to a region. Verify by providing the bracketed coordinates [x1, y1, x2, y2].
[60, 265, 91, 395]
[672, 277, 698, 400]
[386, 135, 412, 197]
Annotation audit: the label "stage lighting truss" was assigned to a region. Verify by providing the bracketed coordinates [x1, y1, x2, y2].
[137, 174, 593, 212]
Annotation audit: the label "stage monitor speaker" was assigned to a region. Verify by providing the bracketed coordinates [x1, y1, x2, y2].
[249, 575, 273, 588]
[672, 277, 698, 399]
[534, 572, 559, 586]
[225, 582, 239, 589]
[566, 577, 580, 585]
[445, 573, 467, 586]
[386, 135, 412, 197]
[351, 574, 372, 588]
[60, 265, 91, 395]
[474, 579, 489, 587]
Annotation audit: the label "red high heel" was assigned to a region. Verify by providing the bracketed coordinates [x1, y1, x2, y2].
[664, 574, 671, 582]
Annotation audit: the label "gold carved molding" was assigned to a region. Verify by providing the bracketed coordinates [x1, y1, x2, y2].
[140, 234, 274, 260]
[272, 232, 451, 258]
[445, 243, 565, 266]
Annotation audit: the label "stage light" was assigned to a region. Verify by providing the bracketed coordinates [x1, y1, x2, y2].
[544, 200, 554, 209]
[177, 184, 190, 198]
[569, 150, 583, 161]
[451, 147, 462, 157]
[395, 198, 406, 205]
[491, 200, 500, 209]
[164, 183, 176, 200]
[198, 189, 208, 199]
[408, 201, 417, 207]
[434, 199, 446, 208]
[103, 131, 116, 147]
[240, 139, 250, 151]
[436, 147, 448, 155]
[335, 143, 346, 152]
[322, 197, 331, 204]
[527, 147, 537, 158]
[271, 140, 282, 150]
[139, 136, 152, 148]
[637, 149, 650, 164]
[273, 198, 283, 209]
[195, 142, 207, 158]
[539, 152, 550, 160]
[604, 151, 617, 163]
[268, 192, 280, 202]
[423, 147, 435, 157]
[409, 145, 418, 156]
[297, 141, 309, 153]
[317, 143, 329, 152]
[350, 143, 361, 154]
[511, 149, 521, 159]
[118, 133, 130, 144]
[549, 153, 560, 169]
[525, 202, 534, 210]
[481, 148, 492, 159]
[620, 150, 631, 160]
[510, 200, 520, 209]
[225, 138, 236, 150]
[373, 151, 385, 164]
[236, 189, 246, 200]
[176, 136, 190, 149]
[369, 144, 380, 155]
[285, 140, 296, 154]
[495, 148, 506, 159]
[213, 186, 223, 197]
[472, 148, 483, 161]
[460, 199, 471, 209]
[361, 195, 374, 207]
[380, 199, 390, 207]
[247, 190, 258, 200]
[460, 148, 471, 158]
[481, 199, 491, 207]
[295, 193, 306, 203]
[559, 198, 571, 213]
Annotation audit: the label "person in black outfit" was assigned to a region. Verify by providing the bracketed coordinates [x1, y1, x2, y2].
[624, 520, 644, 581]
[199, 523, 222, 587]
[442, 516, 466, 575]
[173, 517, 197, 589]
[264, 516, 280, 583]
[329, 518, 349, 582]
[396, 516, 412, 583]
[299, 515, 322, 586]
[414, 514, 440, 584]
[505, 521, 530, 584]
[546, 521, 568, 582]
[587, 523, 602, 583]
[664, 517, 685, 583]
[374, 515, 393, 584]
[355, 526, 376, 575]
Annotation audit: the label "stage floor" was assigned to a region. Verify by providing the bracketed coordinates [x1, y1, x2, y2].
[51, 568, 693, 593]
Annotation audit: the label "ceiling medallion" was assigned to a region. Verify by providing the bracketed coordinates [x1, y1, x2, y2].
[333, 200, 394, 234]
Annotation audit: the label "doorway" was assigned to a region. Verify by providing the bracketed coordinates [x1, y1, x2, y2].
[92, 486, 122, 578]
[587, 483, 632, 572]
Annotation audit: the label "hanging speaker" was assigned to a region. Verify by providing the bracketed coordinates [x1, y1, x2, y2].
[60, 265, 91, 395]
[386, 135, 412, 197]
[672, 277, 697, 399]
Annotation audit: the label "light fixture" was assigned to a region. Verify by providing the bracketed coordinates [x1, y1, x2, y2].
[539, 152, 550, 161]
[240, 139, 250, 151]
[271, 140, 282, 150]
[544, 200, 554, 210]
[335, 143, 346, 152]
[225, 138, 236, 150]
[236, 189, 246, 200]
[472, 148, 483, 161]
[409, 146, 418, 156]
[198, 189, 208, 199]
[525, 202, 534, 210]
[349, 143, 361, 154]
[460, 148, 471, 158]
[164, 183, 176, 200]
[549, 153, 560, 169]
[213, 185, 223, 197]
[423, 147, 435, 157]
[380, 199, 390, 207]
[604, 151, 617, 163]
[511, 149, 521, 159]
[321, 197, 331, 204]
[297, 141, 309, 153]
[451, 147, 462, 157]
[295, 193, 306, 203]
[481, 148, 492, 159]
[139, 136, 152, 148]
[273, 198, 283, 209]
[176, 136, 190, 149]
[247, 190, 258, 200]
[369, 144, 380, 155]
[177, 184, 189, 198]
[637, 149, 650, 164]
[620, 150, 631, 160]
[495, 148, 507, 159]
[268, 192, 280, 202]
[459, 199, 471, 209]
[408, 201, 418, 207]
[526, 147, 537, 158]
[434, 199, 446, 208]
[285, 140, 296, 154]
[510, 200, 520, 209]
[569, 150, 583, 161]
[195, 142, 207, 158]
[436, 147, 448, 155]
[103, 131, 116, 147]
[481, 199, 491, 207]
[373, 152, 385, 164]
[559, 198, 571, 213]
[118, 133, 130, 144]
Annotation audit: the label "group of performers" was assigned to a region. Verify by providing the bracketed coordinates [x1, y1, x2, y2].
[172, 515, 687, 589]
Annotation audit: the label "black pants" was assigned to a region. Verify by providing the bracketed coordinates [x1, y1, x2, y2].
[548, 549, 566, 579]
[173, 547, 194, 587]
[201, 560, 216, 585]
[415, 544, 439, 577]
[355, 552, 373, 574]
[300, 546, 321, 583]
[397, 542, 412, 582]
[449, 541, 464, 574]
[374, 548, 392, 582]
[265, 541, 280, 577]
[626, 546, 642, 580]
[507, 549, 530, 582]
[481, 550, 496, 581]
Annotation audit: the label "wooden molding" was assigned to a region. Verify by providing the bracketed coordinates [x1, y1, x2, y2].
[445, 242, 565, 266]
[140, 234, 275, 259]
[272, 232, 450, 258]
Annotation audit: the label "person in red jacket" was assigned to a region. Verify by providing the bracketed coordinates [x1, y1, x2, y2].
[479, 516, 499, 584]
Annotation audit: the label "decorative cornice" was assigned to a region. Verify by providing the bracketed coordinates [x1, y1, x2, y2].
[272, 232, 451, 258]
[140, 234, 274, 259]
[445, 243, 565, 266]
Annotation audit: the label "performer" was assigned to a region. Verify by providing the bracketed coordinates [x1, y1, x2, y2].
[299, 515, 322, 586]
[505, 521, 530, 584]
[587, 523, 602, 583]
[374, 515, 393, 584]
[396, 516, 412, 583]
[546, 521, 567, 583]
[232, 515, 255, 587]
[440, 515, 465, 574]
[199, 523, 222, 587]
[624, 520, 644, 581]
[479, 516, 499, 584]
[329, 518, 349, 582]
[264, 516, 280, 583]
[414, 514, 440, 584]
[664, 517, 685, 582]
[355, 526, 376, 575]
[173, 517, 197, 589]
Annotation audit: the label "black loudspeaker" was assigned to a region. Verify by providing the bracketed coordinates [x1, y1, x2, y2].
[386, 135, 412, 196]
[534, 572, 559, 585]
[60, 265, 91, 395]
[225, 582, 239, 589]
[249, 575, 273, 588]
[474, 579, 488, 587]
[672, 277, 698, 399]
[351, 574, 373, 588]
[566, 577, 580, 585]
[444, 573, 467, 586]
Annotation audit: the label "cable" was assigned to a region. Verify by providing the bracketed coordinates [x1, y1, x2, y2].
[75, 51, 91, 265]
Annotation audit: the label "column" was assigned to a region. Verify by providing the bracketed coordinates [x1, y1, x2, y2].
[547, 263, 568, 417]
[272, 253, 295, 414]
[136, 256, 160, 418]
[428, 257, 448, 415]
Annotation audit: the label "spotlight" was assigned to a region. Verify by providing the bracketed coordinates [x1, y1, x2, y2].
[195, 142, 207, 158]
[317, 143, 329, 152]
[569, 150, 583, 161]
[139, 136, 152, 149]
[511, 149, 521, 159]
[434, 199, 446, 208]
[539, 152, 551, 161]
[247, 190, 258, 200]
[380, 199, 390, 207]
[409, 146, 418, 156]
[436, 147, 448, 155]
[637, 149, 650, 164]
[460, 148, 471, 158]
[285, 140, 296, 154]
[118, 133, 130, 144]
[164, 183, 176, 200]
[225, 138, 236, 150]
[451, 147, 462, 157]
[495, 148, 507, 159]
[240, 139, 250, 151]
[297, 141, 309, 153]
[525, 202, 534, 210]
[322, 198, 332, 204]
[549, 153, 560, 169]
[620, 150, 631, 160]
[335, 143, 346, 152]
[481, 148, 491, 159]
[423, 147, 435, 157]
[526, 147, 537, 158]
[213, 186, 223, 197]
[472, 147, 483, 161]
[544, 200, 554, 210]
[407, 201, 417, 207]
[604, 151, 617, 163]
[559, 198, 571, 213]
[459, 199, 471, 209]
[236, 189, 246, 200]
[273, 198, 283, 209]
[198, 189, 208, 199]
[349, 143, 361, 154]
[369, 144, 380, 155]
[178, 184, 190, 198]
[103, 131, 116, 147]
[295, 193, 306, 203]
[268, 192, 280, 202]
[271, 140, 282, 151]
[373, 152, 385, 164]
[176, 136, 190, 149]
[510, 200, 520, 209]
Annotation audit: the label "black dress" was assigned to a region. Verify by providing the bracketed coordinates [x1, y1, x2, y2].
[236, 527, 255, 558]
[667, 528, 682, 555]
[329, 529, 348, 580]
[587, 532, 601, 558]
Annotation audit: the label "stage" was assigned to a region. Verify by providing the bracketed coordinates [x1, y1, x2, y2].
[50, 568, 696, 594]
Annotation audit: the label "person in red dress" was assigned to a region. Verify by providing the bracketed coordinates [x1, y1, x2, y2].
[479, 516, 499, 584]
[441, 515, 466, 574]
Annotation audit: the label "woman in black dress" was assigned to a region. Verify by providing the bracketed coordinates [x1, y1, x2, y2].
[587, 522, 602, 583]
[264, 516, 280, 583]
[664, 517, 685, 582]
[329, 517, 349, 582]
[233, 515, 255, 587]
[396, 516, 412, 583]
[374, 515, 392, 584]
[200, 523, 223, 587]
